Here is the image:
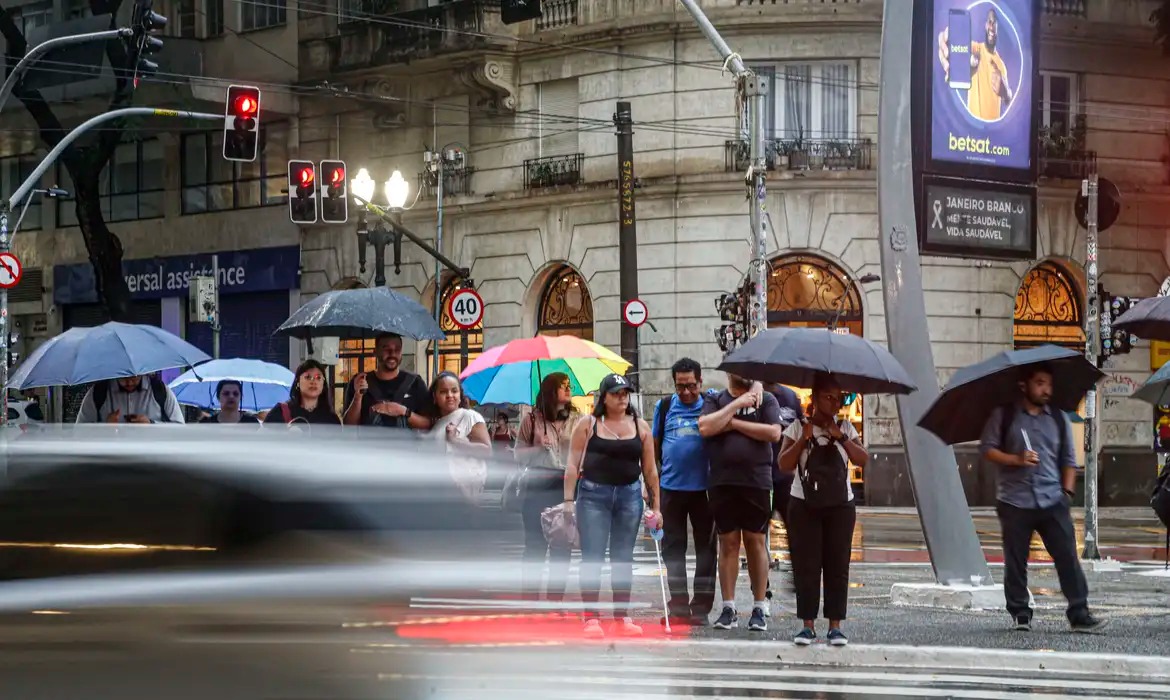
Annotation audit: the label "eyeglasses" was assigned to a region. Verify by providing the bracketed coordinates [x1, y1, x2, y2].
[302, 374, 325, 383]
[560, 384, 571, 391]
[675, 382, 699, 392]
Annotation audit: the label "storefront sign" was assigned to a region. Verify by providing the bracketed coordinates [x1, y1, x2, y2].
[920, 177, 1035, 260]
[53, 246, 300, 305]
[928, 0, 1038, 179]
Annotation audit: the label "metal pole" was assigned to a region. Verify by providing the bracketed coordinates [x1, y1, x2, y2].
[8, 107, 220, 209]
[0, 212, 8, 430]
[615, 101, 640, 388]
[1082, 173, 1101, 560]
[211, 254, 220, 359]
[675, 0, 766, 337]
[0, 28, 132, 115]
[433, 160, 443, 379]
[877, 1, 992, 585]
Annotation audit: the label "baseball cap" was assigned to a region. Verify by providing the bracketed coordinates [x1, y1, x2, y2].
[598, 373, 632, 394]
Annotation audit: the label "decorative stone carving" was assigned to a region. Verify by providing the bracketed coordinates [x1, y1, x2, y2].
[458, 56, 518, 113]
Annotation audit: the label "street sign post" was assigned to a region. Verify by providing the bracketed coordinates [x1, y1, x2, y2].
[0, 253, 22, 289]
[446, 288, 484, 330]
[622, 298, 648, 327]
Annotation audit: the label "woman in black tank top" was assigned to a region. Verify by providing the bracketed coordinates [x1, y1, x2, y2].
[563, 373, 661, 639]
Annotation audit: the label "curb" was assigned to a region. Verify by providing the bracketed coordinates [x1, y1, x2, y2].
[664, 639, 1170, 679]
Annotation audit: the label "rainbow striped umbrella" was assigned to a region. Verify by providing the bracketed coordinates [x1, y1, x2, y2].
[459, 335, 630, 405]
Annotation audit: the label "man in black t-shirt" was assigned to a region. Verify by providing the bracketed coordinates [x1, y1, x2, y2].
[342, 333, 432, 430]
[698, 373, 782, 633]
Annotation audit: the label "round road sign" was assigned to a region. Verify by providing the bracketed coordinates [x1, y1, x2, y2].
[623, 299, 648, 327]
[446, 288, 484, 330]
[0, 253, 22, 289]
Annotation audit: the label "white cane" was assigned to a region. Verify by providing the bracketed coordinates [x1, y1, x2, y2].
[646, 512, 671, 634]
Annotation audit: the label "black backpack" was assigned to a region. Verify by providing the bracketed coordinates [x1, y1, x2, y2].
[92, 377, 172, 423]
[799, 420, 850, 508]
[1151, 463, 1170, 568]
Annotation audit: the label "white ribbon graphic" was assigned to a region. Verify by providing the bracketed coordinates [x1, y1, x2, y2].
[932, 200, 943, 229]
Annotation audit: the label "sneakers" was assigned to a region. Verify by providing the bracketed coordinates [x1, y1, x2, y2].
[583, 619, 604, 639]
[748, 606, 767, 631]
[793, 626, 816, 646]
[1012, 616, 1032, 632]
[616, 617, 643, 637]
[1071, 614, 1108, 634]
[713, 606, 739, 629]
[827, 628, 848, 646]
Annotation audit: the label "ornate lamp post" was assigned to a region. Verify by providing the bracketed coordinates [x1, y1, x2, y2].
[351, 168, 407, 287]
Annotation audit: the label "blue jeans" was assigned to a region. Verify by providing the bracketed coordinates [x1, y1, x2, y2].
[577, 478, 643, 619]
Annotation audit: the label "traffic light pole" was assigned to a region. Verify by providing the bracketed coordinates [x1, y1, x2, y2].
[0, 28, 133, 116]
[1082, 173, 1101, 560]
[676, 0, 768, 339]
[0, 106, 219, 431]
[352, 193, 471, 282]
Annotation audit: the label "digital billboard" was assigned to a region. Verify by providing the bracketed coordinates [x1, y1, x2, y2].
[929, 0, 1036, 175]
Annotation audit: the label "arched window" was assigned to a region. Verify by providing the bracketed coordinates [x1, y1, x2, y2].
[431, 277, 484, 377]
[538, 265, 594, 340]
[767, 253, 863, 336]
[1014, 260, 1085, 349]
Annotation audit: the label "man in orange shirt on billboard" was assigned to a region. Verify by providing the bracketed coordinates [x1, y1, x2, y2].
[939, 8, 1014, 121]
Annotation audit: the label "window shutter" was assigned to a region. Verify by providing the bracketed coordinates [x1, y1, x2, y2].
[539, 79, 579, 157]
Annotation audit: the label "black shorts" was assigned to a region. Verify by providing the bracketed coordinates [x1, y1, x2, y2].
[708, 485, 772, 535]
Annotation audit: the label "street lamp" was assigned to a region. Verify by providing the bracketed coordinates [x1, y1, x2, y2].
[352, 168, 404, 288]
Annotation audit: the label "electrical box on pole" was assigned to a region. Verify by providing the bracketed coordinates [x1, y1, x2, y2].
[320, 160, 348, 224]
[288, 160, 317, 224]
[223, 85, 261, 162]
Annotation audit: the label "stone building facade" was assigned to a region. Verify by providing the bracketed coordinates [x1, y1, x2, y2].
[3, 0, 1168, 504]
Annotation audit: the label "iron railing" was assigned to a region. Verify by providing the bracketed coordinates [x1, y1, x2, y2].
[524, 153, 584, 189]
[537, 0, 578, 29]
[1039, 150, 1096, 180]
[725, 138, 874, 172]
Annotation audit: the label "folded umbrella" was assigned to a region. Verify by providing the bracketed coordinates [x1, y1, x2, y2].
[6, 322, 211, 390]
[716, 327, 916, 395]
[918, 345, 1102, 445]
[460, 335, 630, 405]
[169, 358, 295, 413]
[275, 286, 445, 341]
[1112, 296, 1170, 341]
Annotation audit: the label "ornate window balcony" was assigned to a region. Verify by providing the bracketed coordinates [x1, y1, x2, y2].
[774, 138, 874, 172]
[536, 0, 578, 29]
[523, 154, 584, 189]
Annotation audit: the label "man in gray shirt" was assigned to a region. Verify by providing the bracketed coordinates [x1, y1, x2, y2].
[980, 364, 1104, 633]
[76, 375, 185, 424]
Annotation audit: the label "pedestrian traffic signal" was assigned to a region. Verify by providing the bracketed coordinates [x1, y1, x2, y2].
[288, 160, 317, 224]
[130, 0, 167, 82]
[223, 85, 261, 163]
[320, 160, 348, 224]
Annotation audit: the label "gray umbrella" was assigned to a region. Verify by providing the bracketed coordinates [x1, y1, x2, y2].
[274, 287, 445, 341]
[1112, 296, 1170, 340]
[716, 327, 916, 394]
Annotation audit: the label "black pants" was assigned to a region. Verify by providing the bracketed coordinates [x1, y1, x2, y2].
[997, 499, 1089, 622]
[661, 488, 717, 617]
[520, 477, 571, 601]
[787, 496, 856, 621]
[773, 473, 793, 532]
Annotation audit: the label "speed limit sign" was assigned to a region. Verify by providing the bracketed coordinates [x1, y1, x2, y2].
[446, 288, 485, 329]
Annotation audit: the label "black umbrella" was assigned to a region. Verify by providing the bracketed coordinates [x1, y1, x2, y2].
[274, 286, 445, 341]
[917, 345, 1102, 445]
[716, 327, 916, 395]
[1112, 296, 1170, 340]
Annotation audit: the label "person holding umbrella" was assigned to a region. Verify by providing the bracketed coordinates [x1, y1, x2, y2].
[979, 363, 1106, 634]
[778, 373, 865, 646]
[342, 333, 432, 431]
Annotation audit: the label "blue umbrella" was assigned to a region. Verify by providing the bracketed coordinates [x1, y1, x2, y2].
[274, 286, 445, 341]
[168, 358, 295, 412]
[6, 322, 211, 390]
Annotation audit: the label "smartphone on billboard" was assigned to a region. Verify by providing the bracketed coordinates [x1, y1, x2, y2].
[947, 8, 972, 89]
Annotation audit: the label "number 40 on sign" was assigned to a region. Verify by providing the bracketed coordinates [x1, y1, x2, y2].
[446, 288, 485, 329]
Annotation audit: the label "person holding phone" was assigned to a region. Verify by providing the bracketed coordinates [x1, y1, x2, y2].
[980, 364, 1105, 634]
[76, 375, 185, 424]
[938, 7, 1013, 120]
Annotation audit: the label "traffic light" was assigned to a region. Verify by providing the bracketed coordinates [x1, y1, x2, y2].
[320, 160, 348, 224]
[288, 160, 317, 224]
[501, 0, 542, 24]
[223, 85, 261, 163]
[130, 0, 167, 84]
[1099, 285, 1139, 363]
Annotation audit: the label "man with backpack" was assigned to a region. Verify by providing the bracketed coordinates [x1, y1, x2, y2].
[342, 333, 431, 430]
[76, 374, 185, 423]
[980, 363, 1106, 634]
[698, 372, 782, 632]
[653, 358, 717, 627]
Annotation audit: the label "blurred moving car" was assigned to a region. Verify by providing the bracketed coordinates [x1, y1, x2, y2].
[0, 426, 556, 699]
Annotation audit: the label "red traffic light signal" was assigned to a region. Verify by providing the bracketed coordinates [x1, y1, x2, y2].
[223, 84, 261, 162]
[288, 160, 317, 224]
[320, 160, 348, 224]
